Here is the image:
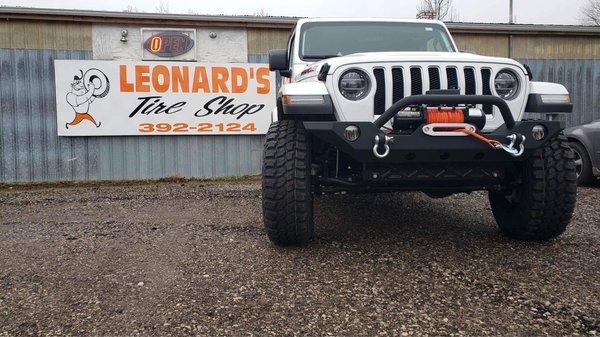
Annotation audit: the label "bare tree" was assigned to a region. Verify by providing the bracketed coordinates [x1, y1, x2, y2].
[253, 9, 269, 17]
[123, 5, 140, 13]
[580, 0, 600, 25]
[416, 0, 459, 21]
[155, 0, 170, 14]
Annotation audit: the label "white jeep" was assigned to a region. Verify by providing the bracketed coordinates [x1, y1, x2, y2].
[262, 18, 577, 245]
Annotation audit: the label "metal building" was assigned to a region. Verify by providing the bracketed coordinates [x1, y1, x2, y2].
[1, 8, 600, 183]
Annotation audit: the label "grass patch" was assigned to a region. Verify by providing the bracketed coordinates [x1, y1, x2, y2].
[0, 175, 261, 191]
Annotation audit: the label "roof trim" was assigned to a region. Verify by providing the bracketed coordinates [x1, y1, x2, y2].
[1, 7, 600, 35]
[0, 7, 298, 29]
[446, 22, 600, 35]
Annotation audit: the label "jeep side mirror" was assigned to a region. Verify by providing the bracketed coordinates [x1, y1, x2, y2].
[269, 49, 291, 78]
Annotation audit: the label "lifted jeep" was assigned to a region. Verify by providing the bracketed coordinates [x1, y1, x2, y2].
[262, 18, 577, 245]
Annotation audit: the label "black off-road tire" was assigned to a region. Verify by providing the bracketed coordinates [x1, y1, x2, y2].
[262, 120, 314, 245]
[569, 141, 594, 185]
[489, 134, 577, 241]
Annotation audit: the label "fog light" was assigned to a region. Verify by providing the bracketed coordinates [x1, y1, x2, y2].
[532, 124, 546, 141]
[344, 125, 360, 142]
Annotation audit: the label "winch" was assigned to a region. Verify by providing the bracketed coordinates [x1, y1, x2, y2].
[374, 104, 525, 159]
[392, 106, 486, 132]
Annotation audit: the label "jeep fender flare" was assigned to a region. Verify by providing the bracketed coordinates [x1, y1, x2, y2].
[275, 82, 334, 121]
[525, 81, 573, 113]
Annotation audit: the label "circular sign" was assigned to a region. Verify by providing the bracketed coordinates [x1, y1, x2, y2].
[143, 32, 195, 58]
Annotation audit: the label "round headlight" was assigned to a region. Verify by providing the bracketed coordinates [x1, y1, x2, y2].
[339, 69, 370, 101]
[495, 70, 520, 100]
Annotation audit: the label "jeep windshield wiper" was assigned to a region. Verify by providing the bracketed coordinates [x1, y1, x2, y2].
[303, 54, 341, 59]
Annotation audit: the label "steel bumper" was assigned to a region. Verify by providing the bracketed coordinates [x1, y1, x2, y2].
[304, 120, 564, 164]
[304, 94, 564, 164]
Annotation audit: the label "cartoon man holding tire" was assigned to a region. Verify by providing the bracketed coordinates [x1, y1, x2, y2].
[65, 69, 110, 129]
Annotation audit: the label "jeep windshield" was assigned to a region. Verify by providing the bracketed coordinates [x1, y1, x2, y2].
[299, 22, 456, 61]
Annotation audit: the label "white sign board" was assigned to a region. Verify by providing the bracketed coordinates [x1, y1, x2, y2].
[54, 60, 275, 136]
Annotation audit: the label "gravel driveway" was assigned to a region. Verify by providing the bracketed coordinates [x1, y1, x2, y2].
[1, 180, 598, 336]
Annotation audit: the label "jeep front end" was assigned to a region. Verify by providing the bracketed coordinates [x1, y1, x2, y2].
[262, 18, 576, 246]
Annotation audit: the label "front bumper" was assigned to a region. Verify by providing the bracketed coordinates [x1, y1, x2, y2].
[304, 120, 563, 164]
[305, 94, 564, 164]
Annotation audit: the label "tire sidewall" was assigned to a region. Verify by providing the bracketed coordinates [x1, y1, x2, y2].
[569, 141, 593, 185]
[489, 135, 577, 241]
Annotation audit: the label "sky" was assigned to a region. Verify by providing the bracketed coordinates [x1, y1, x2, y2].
[0, 0, 590, 25]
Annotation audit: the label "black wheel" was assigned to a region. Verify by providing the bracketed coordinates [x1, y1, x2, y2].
[262, 120, 314, 245]
[569, 141, 594, 185]
[489, 135, 577, 241]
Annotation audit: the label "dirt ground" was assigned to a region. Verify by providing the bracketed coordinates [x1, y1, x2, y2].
[0, 180, 598, 336]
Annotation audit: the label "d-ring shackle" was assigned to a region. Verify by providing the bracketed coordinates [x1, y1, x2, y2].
[494, 134, 526, 157]
[372, 135, 392, 159]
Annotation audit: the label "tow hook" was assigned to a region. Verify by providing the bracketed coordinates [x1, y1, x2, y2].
[494, 134, 526, 157]
[373, 134, 393, 159]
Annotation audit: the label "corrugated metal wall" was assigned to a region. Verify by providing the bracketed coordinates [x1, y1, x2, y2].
[0, 48, 265, 183]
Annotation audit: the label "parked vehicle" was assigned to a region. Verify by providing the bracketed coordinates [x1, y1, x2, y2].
[263, 18, 576, 245]
[565, 120, 600, 185]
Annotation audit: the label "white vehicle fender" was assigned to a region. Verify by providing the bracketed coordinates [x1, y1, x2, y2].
[529, 81, 569, 95]
[526, 81, 573, 113]
[279, 81, 329, 96]
[272, 82, 330, 122]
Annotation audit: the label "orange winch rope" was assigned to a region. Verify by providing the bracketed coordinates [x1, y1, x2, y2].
[426, 108, 465, 124]
[423, 108, 499, 148]
[456, 128, 501, 148]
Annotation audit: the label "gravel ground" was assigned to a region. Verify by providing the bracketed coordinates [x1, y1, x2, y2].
[0, 180, 599, 336]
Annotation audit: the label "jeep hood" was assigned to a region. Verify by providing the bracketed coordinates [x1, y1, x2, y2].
[304, 51, 526, 76]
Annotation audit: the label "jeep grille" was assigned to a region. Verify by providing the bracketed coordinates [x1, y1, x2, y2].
[372, 66, 494, 115]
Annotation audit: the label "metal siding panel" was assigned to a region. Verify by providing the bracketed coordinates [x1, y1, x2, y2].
[170, 138, 179, 177]
[520, 59, 600, 127]
[251, 136, 263, 174]
[247, 28, 290, 55]
[0, 49, 3, 182]
[110, 137, 125, 180]
[151, 137, 164, 179]
[26, 49, 44, 181]
[213, 136, 227, 177]
[452, 33, 509, 57]
[70, 137, 88, 181]
[0, 22, 91, 51]
[41, 49, 59, 181]
[513, 36, 600, 60]
[97, 137, 112, 180]
[14, 49, 32, 181]
[164, 138, 175, 178]
[0, 49, 17, 182]
[0, 22, 9, 49]
[204, 137, 217, 178]
[192, 137, 203, 177]
[140, 138, 153, 179]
